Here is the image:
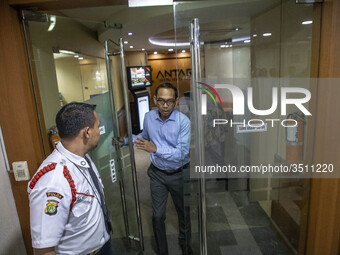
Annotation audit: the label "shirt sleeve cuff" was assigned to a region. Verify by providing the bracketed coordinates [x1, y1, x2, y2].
[124, 137, 129, 145]
[33, 239, 59, 249]
[154, 147, 163, 157]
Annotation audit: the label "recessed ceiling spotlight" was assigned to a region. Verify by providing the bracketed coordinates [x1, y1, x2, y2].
[235, 28, 239, 31]
[253, 34, 257, 37]
[168, 49, 174, 52]
[302, 20, 313, 25]
[128, 32, 133, 36]
[124, 41, 128, 44]
[244, 40, 251, 43]
[154, 51, 158, 55]
[142, 48, 145, 51]
[263, 33, 272, 37]
[181, 50, 186, 53]
[129, 46, 134, 48]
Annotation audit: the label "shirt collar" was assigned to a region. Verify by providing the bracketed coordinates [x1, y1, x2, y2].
[56, 142, 90, 168]
[155, 109, 178, 122]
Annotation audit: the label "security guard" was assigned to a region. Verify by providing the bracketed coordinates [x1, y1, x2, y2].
[28, 103, 113, 255]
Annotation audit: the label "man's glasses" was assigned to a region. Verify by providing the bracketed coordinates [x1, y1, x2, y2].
[156, 98, 176, 106]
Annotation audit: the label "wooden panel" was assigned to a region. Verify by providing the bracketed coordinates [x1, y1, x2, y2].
[306, 0, 340, 254]
[0, 2, 47, 254]
[148, 52, 191, 107]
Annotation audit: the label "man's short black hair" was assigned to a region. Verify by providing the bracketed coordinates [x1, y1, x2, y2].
[155, 83, 178, 98]
[56, 102, 97, 139]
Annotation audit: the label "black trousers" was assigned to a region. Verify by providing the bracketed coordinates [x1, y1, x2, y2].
[148, 164, 191, 255]
[88, 238, 113, 255]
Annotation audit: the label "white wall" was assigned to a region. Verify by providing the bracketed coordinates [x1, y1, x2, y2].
[54, 57, 84, 103]
[0, 137, 26, 255]
[204, 45, 251, 103]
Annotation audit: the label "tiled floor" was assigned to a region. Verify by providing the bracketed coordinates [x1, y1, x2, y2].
[109, 149, 291, 255]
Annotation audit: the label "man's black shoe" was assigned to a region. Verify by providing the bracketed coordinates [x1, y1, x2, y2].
[180, 243, 193, 255]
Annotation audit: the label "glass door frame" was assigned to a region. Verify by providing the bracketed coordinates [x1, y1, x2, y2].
[104, 39, 144, 251]
[20, 9, 144, 252]
[181, 1, 323, 254]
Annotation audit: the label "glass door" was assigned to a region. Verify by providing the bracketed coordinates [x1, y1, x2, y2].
[21, 12, 143, 254]
[174, 0, 321, 254]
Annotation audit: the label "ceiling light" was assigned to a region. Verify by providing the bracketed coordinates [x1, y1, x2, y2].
[129, 46, 134, 48]
[181, 50, 186, 53]
[149, 38, 190, 47]
[74, 55, 79, 58]
[124, 41, 128, 44]
[235, 28, 239, 31]
[302, 20, 313, 25]
[59, 50, 75, 55]
[154, 51, 158, 55]
[226, 45, 230, 48]
[78, 57, 84, 60]
[263, 33, 272, 37]
[220, 45, 226, 48]
[244, 40, 251, 43]
[128, 32, 133, 36]
[230, 45, 233, 48]
[253, 34, 257, 37]
[142, 48, 145, 51]
[128, 0, 173, 7]
[232, 37, 250, 43]
[168, 49, 174, 52]
[48, 15, 56, 32]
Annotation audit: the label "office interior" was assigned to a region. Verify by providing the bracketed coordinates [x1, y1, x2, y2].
[0, 0, 339, 255]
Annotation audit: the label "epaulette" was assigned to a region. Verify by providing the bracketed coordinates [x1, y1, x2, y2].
[29, 163, 77, 212]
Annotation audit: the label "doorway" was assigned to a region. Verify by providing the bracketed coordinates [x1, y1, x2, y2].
[21, 0, 322, 254]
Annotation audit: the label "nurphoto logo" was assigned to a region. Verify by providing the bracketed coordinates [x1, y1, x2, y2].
[197, 82, 312, 128]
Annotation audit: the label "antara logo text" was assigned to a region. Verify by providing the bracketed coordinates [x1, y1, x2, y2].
[197, 82, 312, 128]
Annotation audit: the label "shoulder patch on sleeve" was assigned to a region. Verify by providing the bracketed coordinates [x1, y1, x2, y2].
[45, 200, 59, 216]
[29, 163, 57, 190]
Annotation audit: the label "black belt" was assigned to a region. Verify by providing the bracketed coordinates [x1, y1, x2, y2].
[151, 162, 190, 175]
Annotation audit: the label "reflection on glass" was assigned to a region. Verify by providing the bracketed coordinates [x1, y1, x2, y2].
[54, 53, 108, 105]
[175, 0, 318, 254]
[26, 14, 142, 254]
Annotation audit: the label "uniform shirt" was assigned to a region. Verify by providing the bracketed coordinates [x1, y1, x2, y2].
[126, 109, 190, 171]
[28, 142, 110, 255]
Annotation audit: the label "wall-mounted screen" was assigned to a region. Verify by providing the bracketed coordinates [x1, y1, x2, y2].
[127, 66, 152, 91]
[132, 90, 150, 134]
[137, 95, 150, 131]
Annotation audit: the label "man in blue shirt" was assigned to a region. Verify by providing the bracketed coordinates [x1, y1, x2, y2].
[114, 83, 192, 255]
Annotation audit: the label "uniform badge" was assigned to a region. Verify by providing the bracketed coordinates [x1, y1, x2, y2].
[46, 192, 64, 199]
[45, 200, 59, 216]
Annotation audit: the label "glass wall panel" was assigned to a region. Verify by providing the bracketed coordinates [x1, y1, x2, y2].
[25, 14, 141, 254]
[174, 0, 320, 254]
